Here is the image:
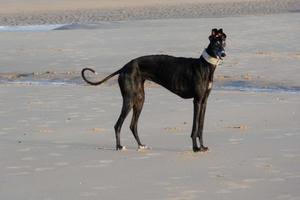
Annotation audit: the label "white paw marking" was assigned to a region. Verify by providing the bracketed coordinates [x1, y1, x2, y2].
[138, 145, 150, 151]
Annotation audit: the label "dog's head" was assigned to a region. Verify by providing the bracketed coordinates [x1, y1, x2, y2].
[208, 28, 227, 59]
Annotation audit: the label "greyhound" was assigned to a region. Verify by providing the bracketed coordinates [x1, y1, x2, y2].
[81, 28, 226, 152]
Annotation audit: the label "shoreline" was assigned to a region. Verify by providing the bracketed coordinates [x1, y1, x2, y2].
[1, 71, 300, 94]
[0, 0, 299, 26]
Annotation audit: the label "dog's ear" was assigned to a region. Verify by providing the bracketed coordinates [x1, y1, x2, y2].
[211, 28, 218, 36]
[217, 28, 226, 39]
[209, 28, 218, 40]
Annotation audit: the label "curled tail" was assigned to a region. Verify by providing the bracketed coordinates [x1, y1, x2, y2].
[81, 68, 122, 86]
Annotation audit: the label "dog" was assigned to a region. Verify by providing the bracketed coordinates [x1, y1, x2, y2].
[81, 28, 226, 152]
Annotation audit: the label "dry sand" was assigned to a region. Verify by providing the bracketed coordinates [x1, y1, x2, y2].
[0, 0, 300, 199]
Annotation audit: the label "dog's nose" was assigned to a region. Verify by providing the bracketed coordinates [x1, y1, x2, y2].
[221, 52, 226, 57]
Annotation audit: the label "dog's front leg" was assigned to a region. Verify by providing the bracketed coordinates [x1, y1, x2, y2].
[197, 96, 209, 152]
[191, 98, 202, 152]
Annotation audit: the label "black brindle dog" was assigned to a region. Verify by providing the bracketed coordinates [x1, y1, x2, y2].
[82, 28, 226, 152]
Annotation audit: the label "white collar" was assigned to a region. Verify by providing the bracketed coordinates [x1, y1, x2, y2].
[201, 49, 221, 66]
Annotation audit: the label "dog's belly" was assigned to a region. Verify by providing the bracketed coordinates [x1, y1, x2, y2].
[146, 73, 195, 99]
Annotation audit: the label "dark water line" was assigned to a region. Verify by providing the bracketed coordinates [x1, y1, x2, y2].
[215, 85, 300, 94]
[1, 79, 300, 94]
[0, 80, 80, 86]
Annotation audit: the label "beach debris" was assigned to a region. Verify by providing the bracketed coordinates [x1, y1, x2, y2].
[216, 75, 232, 80]
[241, 74, 252, 80]
[39, 128, 54, 133]
[164, 127, 182, 133]
[226, 124, 248, 130]
[90, 127, 105, 133]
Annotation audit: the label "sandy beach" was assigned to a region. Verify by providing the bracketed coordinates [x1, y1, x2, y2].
[0, 0, 300, 199]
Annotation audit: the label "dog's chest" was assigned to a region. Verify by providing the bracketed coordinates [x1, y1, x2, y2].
[208, 82, 213, 89]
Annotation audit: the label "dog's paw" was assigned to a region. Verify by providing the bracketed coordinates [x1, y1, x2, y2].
[200, 145, 209, 152]
[193, 147, 201, 152]
[193, 146, 209, 152]
[138, 145, 150, 151]
[116, 145, 127, 151]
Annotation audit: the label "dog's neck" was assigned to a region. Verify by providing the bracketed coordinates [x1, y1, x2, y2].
[201, 49, 221, 66]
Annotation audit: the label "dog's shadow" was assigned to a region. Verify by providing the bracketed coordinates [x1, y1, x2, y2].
[96, 145, 191, 153]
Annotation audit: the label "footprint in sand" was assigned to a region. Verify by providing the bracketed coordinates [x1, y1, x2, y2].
[132, 156, 150, 160]
[284, 132, 299, 137]
[80, 192, 98, 197]
[82, 164, 107, 168]
[55, 144, 70, 149]
[18, 148, 31, 152]
[49, 153, 63, 157]
[7, 171, 31, 176]
[265, 135, 284, 140]
[145, 152, 161, 157]
[227, 139, 243, 145]
[242, 178, 265, 183]
[282, 153, 300, 158]
[254, 162, 281, 174]
[39, 128, 54, 133]
[276, 194, 293, 200]
[222, 180, 251, 190]
[2, 127, 17, 131]
[169, 176, 191, 180]
[208, 166, 225, 170]
[21, 157, 35, 161]
[82, 118, 94, 121]
[90, 127, 105, 133]
[99, 160, 114, 164]
[82, 159, 115, 168]
[68, 112, 80, 117]
[35, 167, 55, 172]
[92, 186, 118, 191]
[164, 127, 183, 134]
[216, 189, 232, 194]
[228, 138, 244, 142]
[54, 162, 69, 166]
[0, 131, 7, 135]
[269, 177, 285, 182]
[208, 171, 226, 179]
[6, 165, 31, 170]
[254, 157, 272, 161]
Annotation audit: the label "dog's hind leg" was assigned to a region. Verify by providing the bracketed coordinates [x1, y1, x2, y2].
[114, 98, 132, 150]
[130, 83, 147, 149]
[114, 73, 134, 151]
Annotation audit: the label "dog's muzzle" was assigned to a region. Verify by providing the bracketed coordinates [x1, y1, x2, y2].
[217, 50, 226, 60]
[217, 50, 226, 59]
[220, 51, 226, 58]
